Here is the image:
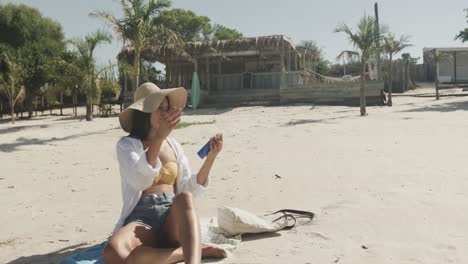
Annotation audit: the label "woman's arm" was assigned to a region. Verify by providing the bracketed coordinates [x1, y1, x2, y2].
[175, 134, 223, 196]
[197, 134, 223, 185]
[145, 108, 182, 167]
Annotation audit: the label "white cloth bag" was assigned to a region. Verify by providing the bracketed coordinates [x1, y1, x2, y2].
[217, 206, 294, 237]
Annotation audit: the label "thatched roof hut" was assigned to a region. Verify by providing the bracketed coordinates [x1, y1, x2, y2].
[119, 35, 299, 64]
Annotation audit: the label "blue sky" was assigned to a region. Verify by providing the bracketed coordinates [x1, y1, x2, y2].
[2, 0, 467, 66]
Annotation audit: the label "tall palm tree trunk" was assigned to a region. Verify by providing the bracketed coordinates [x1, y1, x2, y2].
[86, 78, 93, 121]
[360, 60, 367, 116]
[132, 49, 141, 92]
[388, 54, 393, 106]
[10, 98, 15, 124]
[26, 90, 34, 118]
[435, 63, 440, 100]
[86, 95, 92, 121]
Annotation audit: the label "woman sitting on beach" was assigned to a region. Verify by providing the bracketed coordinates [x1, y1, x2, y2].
[103, 82, 226, 264]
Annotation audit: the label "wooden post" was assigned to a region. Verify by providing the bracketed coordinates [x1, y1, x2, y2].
[60, 92, 63, 116]
[0, 99, 2, 120]
[206, 57, 210, 92]
[287, 46, 291, 85]
[34, 96, 38, 117]
[165, 64, 170, 88]
[75, 102, 77, 116]
[374, 2, 382, 81]
[218, 59, 222, 90]
[194, 58, 198, 74]
[72, 97, 75, 116]
[280, 38, 285, 87]
[436, 49, 440, 100]
[453, 51, 457, 83]
[41, 96, 44, 115]
[295, 54, 299, 71]
[178, 64, 182, 86]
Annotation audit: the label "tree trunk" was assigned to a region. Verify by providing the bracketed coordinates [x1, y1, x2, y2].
[132, 49, 141, 92]
[86, 86, 92, 121]
[435, 64, 440, 100]
[435, 51, 440, 100]
[402, 62, 408, 92]
[388, 54, 393, 106]
[26, 90, 34, 118]
[86, 96, 92, 121]
[10, 98, 15, 124]
[360, 60, 367, 116]
[406, 63, 413, 90]
[73, 93, 78, 117]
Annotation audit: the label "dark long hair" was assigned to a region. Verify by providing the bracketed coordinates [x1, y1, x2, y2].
[128, 97, 170, 141]
[129, 110, 151, 141]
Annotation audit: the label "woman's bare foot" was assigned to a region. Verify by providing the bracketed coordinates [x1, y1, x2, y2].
[202, 245, 228, 259]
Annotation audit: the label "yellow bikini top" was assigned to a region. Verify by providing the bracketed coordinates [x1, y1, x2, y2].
[154, 161, 178, 185]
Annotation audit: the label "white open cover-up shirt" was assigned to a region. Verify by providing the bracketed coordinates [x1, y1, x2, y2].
[113, 136, 208, 233]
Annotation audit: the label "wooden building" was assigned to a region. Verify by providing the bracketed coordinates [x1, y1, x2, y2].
[121, 35, 384, 106]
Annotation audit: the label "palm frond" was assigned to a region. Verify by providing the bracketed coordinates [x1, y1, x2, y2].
[455, 28, 468, 42]
[336, 50, 360, 61]
[383, 33, 412, 55]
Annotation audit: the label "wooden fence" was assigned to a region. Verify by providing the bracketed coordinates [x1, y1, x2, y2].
[280, 80, 384, 105]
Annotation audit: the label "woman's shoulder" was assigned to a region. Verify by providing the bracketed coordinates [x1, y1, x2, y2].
[117, 136, 142, 150]
[167, 137, 184, 153]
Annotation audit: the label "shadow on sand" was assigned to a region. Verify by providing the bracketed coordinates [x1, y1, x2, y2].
[399, 100, 468, 113]
[183, 107, 234, 116]
[5, 243, 97, 264]
[282, 115, 356, 126]
[241, 232, 282, 242]
[0, 127, 120, 153]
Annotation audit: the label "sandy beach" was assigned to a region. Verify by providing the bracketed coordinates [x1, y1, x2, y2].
[1, 85, 468, 264]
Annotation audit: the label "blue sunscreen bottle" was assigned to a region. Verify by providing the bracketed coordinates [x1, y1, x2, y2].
[197, 140, 211, 159]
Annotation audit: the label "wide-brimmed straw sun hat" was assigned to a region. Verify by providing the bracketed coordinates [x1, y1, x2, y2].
[119, 82, 187, 133]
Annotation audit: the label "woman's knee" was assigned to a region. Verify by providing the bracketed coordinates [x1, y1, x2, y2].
[174, 191, 194, 209]
[103, 242, 121, 264]
[103, 235, 130, 262]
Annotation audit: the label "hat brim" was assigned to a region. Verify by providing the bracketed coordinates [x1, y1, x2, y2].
[119, 87, 187, 133]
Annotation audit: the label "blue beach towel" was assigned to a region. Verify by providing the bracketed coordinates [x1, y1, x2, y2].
[59, 217, 241, 264]
[60, 242, 106, 264]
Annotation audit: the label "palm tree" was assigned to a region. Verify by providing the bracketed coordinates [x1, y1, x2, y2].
[297, 40, 322, 72]
[383, 33, 411, 106]
[455, 28, 468, 43]
[401, 53, 419, 91]
[335, 15, 383, 116]
[0, 52, 23, 123]
[426, 49, 450, 100]
[91, 0, 183, 94]
[69, 30, 112, 121]
[336, 51, 357, 77]
[455, 9, 468, 43]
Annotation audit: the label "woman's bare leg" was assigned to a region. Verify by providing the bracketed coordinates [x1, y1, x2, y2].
[126, 245, 227, 264]
[103, 222, 156, 264]
[108, 193, 226, 264]
[166, 192, 202, 264]
[126, 246, 184, 264]
[103, 222, 185, 264]
[121, 192, 200, 264]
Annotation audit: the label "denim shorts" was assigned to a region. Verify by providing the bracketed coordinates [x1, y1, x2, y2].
[124, 192, 175, 243]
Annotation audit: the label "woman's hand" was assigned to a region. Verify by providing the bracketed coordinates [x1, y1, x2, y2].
[207, 133, 223, 159]
[197, 133, 223, 186]
[148, 108, 182, 141]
